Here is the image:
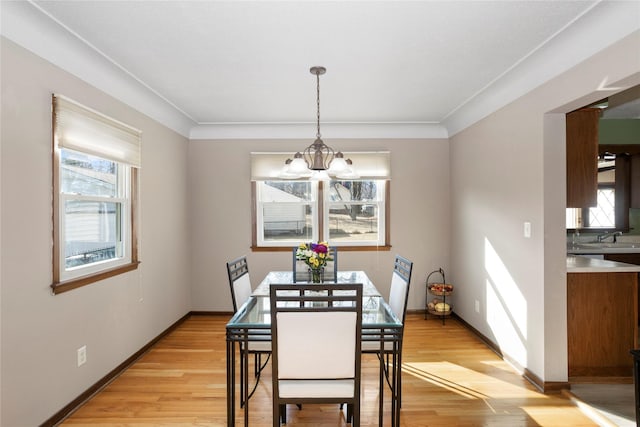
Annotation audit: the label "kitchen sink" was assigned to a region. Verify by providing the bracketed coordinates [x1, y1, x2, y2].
[567, 241, 640, 253]
[579, 242, 640, 248]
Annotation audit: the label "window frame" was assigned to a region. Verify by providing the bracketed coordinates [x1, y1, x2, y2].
[251, 179, 391, 251]
[51, 95, 140, 294]
[323, 180, 388, 247]
[255, 180, 318, 247]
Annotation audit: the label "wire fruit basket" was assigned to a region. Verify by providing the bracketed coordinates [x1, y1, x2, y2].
[426, 268, 453, 324]
[428, 283, 453, 296]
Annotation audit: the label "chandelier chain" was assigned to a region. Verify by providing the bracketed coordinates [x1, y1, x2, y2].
[281, 65, 355, 176]
[316, 71, 321, 139]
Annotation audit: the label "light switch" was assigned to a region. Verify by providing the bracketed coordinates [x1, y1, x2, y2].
[524, 222, 531, 238]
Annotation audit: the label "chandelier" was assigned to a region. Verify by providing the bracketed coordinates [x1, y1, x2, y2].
[283, 66, 356, 180]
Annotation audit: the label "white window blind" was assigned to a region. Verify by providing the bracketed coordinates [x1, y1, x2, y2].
[53, 94, 142, 168]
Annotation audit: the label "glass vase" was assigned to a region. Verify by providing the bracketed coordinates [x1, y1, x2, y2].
[310, 268, 323, 283]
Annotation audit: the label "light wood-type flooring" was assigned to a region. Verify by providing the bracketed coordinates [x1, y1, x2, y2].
[60, 314, 628, 426]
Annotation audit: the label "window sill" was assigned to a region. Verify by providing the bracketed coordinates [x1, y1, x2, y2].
[51, 262, 140, 295]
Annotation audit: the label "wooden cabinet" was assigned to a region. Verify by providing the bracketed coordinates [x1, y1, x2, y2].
[630, 154, 640, 208]
[567, 108, 600, 208]
[615, 155, 631, 230]
[567, 272, 638, 378]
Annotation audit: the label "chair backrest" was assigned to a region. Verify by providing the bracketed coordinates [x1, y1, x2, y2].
[226, 256, 252, 313]
[270, 283, 363, 382]
[387, 255, 413, 323]
[292, 246, 338, 283]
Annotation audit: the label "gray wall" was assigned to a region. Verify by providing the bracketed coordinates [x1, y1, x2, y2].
[450, 31, 640, 383]
[187, 138, 451, 312]
[1, 38, 191, 425]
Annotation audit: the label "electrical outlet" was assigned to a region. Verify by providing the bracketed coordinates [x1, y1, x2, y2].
[77, 345, 87, 367]
[524, 221, 531, 238]
[475, 300, 480, 313]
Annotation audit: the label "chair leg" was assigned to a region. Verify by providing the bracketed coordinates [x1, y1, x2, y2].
[346, 403, 353, 423]
[397, 352, 402, 409]
[272, 398, 280, 427]
[394, 345, 403, 409]
[254, 352, 271, 376]
[255, 353, 259, 377]
[280, 404, 286, 424]
[240, 349, 245, 408]
[353, 401, 360, 427]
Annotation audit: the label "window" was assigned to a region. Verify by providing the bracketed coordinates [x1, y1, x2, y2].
[566, 154, 628, 231]
[251, 152, 390, 249]
[51, 95, 141, 294]
[588, 187, 616, 227]
[325, 180, 386, 246]
[566, 187, 616, 229]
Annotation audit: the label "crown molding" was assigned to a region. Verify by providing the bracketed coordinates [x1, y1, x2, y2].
[443, 0, 640, 137]
[0, 1, 195, 137]
[189, 122, 448, 140]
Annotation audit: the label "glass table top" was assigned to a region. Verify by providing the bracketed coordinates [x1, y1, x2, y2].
[227, 271, 401, 330]
[253, 270, 381, 297]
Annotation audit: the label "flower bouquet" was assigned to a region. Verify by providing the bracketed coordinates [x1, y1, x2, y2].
[296, 242, 333, 283]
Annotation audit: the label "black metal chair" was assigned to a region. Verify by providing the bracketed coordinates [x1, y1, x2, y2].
[226, 256, 270, 405]
[361, 255, 413, 408]
[292, 246, 338, 282]
[270, 283, 363, 426]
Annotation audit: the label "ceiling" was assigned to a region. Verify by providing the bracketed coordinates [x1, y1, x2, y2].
[2, 1, 639, 138]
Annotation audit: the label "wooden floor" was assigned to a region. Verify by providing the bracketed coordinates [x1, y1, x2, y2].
[61, 314, 603, 426]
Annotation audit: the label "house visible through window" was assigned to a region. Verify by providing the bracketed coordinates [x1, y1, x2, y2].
[257, 181, 316, 245]
[51, 94, 141, 294]
[251, 152, 390, 249]
[61, 149, 127, 269]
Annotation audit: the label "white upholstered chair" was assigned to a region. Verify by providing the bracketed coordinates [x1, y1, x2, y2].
[226, 256, 270, 405]
[270, 283, 363, 426]
[227, 256, 252, 313]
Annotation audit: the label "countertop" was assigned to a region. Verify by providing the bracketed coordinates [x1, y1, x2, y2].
[567, 255, 640, 273]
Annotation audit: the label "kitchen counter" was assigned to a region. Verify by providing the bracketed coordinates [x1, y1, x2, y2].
[566, 255, 640, 273]
[566, 256, 639, 378]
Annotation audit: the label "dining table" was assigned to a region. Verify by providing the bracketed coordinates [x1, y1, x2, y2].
[226, 270, 403, 427]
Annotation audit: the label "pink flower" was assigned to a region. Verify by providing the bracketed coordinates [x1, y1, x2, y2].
[312, 243, 328, 254]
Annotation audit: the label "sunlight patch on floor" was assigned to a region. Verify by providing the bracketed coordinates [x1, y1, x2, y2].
[403, 361, 544, 399]
[521, 405, 600, 426]
[480, 359, 525, 374]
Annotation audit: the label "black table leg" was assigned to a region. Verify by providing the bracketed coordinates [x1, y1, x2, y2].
[393, 340, 400, 427]
[379, 335, 384, 426]
[227, 335, 235, 426]
[242, 334, 249, 427]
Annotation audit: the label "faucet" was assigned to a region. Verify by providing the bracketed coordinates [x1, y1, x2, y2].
[596, 231, 622, 243]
